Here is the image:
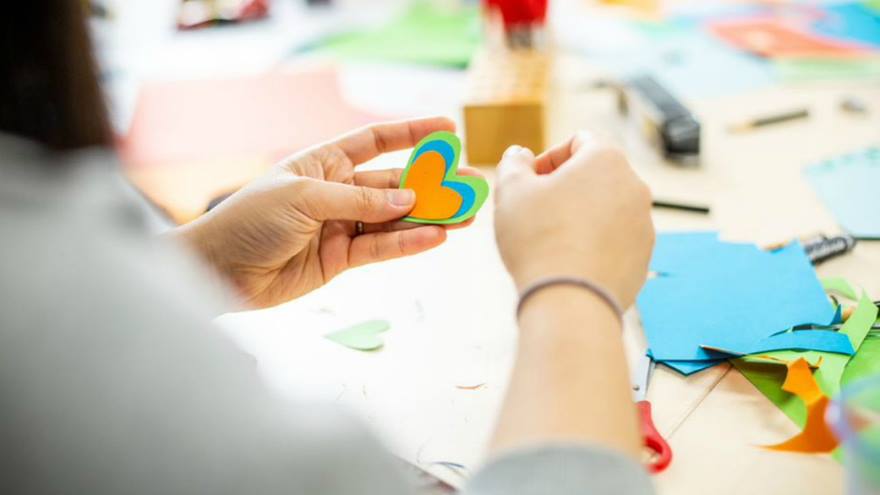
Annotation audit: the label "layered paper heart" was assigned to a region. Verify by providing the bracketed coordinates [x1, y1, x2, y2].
[400, 132, 488, 224]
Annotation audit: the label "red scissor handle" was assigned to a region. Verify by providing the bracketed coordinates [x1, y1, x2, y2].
[636, 400, 673, 473]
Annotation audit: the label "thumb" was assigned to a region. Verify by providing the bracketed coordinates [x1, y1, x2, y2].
[295, 179, 415, 223]
[497, 145, 537, 185]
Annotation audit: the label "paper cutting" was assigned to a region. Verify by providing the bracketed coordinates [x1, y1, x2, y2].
[325, 319, 391, 351]
[763, 358, 838, 453]
[400, 132, 488, 225]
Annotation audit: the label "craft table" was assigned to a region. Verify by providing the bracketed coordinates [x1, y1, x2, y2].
[218, 60, 880, 494]
[106, 1, 880, 493]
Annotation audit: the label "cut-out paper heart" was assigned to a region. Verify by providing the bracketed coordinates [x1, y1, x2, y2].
[400, 131, 488, 224]
[405, 151, 463, 219]
[325, 319, 390, 351]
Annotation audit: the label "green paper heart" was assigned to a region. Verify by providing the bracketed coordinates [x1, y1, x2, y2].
[325, 319, 391, 351]
[400, 131, 489, 225]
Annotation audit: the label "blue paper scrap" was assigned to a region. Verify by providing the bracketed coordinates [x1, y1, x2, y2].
[702, 329, 854, 357]
[805, 147, 880, 239]
[657, 359, 723, 375]
[637, 232, 836, 375]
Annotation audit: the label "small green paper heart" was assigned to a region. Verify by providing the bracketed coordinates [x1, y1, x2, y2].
[324, 319, 391, 351]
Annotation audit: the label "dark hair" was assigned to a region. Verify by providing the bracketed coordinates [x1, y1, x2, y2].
[0, 2, 112, 150]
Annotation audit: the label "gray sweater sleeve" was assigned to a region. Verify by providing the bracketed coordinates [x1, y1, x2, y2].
[0, 142, 654, 495]
[464, 445, 654, 495]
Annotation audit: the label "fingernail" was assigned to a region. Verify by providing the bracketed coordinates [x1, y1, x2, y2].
[503, 145, 534, 159]
[503, 145, 522, 158]
[388, 189, 415, 207]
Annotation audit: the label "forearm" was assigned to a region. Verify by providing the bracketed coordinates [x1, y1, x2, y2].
[490, 285, 642, 459]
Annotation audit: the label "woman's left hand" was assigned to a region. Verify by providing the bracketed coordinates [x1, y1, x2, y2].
[175, 117, 476, 308]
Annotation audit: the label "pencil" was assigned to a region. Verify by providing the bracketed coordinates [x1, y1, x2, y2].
[728, 108, 810, 133]
[651, 200, 711, 214]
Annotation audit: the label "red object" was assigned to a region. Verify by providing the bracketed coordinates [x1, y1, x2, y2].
[492, 0, 547, 29]
[636, 400, 673, 474]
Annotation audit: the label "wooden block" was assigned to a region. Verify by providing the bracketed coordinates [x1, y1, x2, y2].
[463, 48, 551, 165]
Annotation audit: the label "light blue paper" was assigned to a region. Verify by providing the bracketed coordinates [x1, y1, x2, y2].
[805, 147, 880, 239]
[810, 3, 880, 48]
[587, 30, 776, 100]
[637, 232, 836, 374]
[557, 10, 776, 101]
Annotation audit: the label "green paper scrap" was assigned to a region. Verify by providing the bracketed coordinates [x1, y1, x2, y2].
[822, 277, 859, 301]
[735, 359, 808, 425]
[842, 333, 880, 387]
[775, 57, 880, 82]
[736, 292, 879, 431]
[816, 293, 880, 397]
[313, 2, 481, 68]
[325, 319, 391, 351]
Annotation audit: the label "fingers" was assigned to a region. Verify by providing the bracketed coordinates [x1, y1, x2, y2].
[347, 166, 482, 232]
[328, 117, 456, 166]
[355, 169, 402, 189]
[496, 145, 537, 185]
[294, 179, 415, 223]
[534, 131, 597, 174]
[348, 226, 447, 268]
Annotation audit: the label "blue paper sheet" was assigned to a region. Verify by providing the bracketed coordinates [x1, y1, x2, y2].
[637, 233, 836, 374]
[805, 147, 880, 239]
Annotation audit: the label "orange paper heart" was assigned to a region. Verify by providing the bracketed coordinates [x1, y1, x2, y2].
[405, 151, 463, 220]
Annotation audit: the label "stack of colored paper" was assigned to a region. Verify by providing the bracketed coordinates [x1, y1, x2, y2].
[637, 232, 854, 375]
[704, 2, 880, 80]
[708, 2, 880, 57]
[735, 288, 879, 454]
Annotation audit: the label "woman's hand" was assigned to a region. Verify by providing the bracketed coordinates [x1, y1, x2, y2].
[489, 134, 655, 462]
[493, 132, 654, 308]
[175, 117, 476, 309]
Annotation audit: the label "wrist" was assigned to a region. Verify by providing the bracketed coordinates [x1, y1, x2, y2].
[517, 284, 622, 339]
[518, 274, 623, 322]
[516, 276, 623, 327]
[168, 218, 221, 274]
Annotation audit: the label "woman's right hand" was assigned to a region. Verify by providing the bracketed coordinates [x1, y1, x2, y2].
[493, 132, 655, 309]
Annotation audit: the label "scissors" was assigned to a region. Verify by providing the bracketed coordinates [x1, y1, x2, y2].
[632, 353, 673, 473]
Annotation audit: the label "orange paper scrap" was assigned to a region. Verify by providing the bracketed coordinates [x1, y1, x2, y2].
[764, 358, 838, 453]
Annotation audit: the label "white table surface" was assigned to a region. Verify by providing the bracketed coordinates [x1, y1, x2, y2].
[217, 69, 880, 492]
